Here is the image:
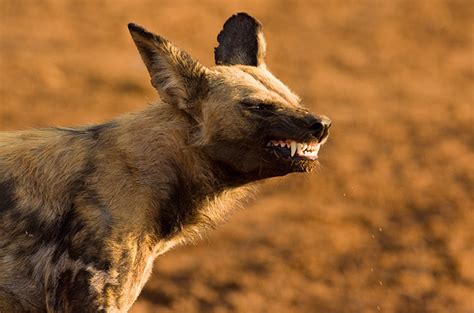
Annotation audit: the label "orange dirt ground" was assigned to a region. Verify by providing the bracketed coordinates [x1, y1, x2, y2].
[0, 1, 473, 312]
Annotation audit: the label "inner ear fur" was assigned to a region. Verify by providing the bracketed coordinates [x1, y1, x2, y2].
[128, 23, 208, 115]
[214, 12, 266, 67]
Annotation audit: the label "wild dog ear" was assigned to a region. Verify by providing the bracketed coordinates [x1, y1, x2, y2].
[128, 23, 208, 117]
[215, 12, 266, 67]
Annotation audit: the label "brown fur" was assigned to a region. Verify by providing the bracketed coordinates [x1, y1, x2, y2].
[0, 13, 330, 312]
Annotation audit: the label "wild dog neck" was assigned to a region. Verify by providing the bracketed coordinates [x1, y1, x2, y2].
[110, 104, 250, 240]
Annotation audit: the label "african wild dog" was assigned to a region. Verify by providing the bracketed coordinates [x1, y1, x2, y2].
[0, 12, 330, 312]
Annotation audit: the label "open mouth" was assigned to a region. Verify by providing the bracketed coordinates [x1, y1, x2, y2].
[266, 139, 322, 160]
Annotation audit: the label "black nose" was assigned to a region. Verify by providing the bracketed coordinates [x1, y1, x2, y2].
[309, 116, 331, 141]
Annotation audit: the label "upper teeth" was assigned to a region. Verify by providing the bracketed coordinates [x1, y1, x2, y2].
[291, 141, 297, 157]
[268, 140, 321, 160]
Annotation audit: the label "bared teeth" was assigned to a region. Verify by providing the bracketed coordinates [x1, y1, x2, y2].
[268, 140, 322, 160]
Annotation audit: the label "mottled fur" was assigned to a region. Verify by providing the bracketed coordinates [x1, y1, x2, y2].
[0, 13, 330, 312]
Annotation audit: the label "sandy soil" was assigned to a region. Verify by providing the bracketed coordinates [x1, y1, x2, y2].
[1, 1, 473, 312]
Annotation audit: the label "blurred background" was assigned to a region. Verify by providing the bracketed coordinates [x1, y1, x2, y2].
[0, 0, 473, 312]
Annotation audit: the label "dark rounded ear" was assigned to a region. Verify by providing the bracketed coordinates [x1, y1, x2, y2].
[214, 12, 266, 67]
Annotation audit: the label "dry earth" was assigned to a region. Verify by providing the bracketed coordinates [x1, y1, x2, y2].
[0, 1, 473, 312]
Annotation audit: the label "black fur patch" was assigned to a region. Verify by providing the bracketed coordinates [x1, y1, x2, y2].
[154, 163, 210, 238]
[4, 160, 112, 272]
[0, 178, 16, 212]
[51, 269, 104, 312]
[50, 160, 112, 270]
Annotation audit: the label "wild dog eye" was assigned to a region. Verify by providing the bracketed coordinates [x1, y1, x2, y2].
[240, 101, 275, 111]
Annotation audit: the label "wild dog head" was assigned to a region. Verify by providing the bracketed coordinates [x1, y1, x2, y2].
[128, 13, 331, 184]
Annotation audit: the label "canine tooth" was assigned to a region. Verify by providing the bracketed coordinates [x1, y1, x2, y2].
[297, 143, 303, 155]
[303, 143, 308, 151]
[290, 141, 296, 157]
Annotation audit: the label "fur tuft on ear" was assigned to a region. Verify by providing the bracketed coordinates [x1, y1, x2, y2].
[214, 13, 266, 67]
[128, 23, 208, 116]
